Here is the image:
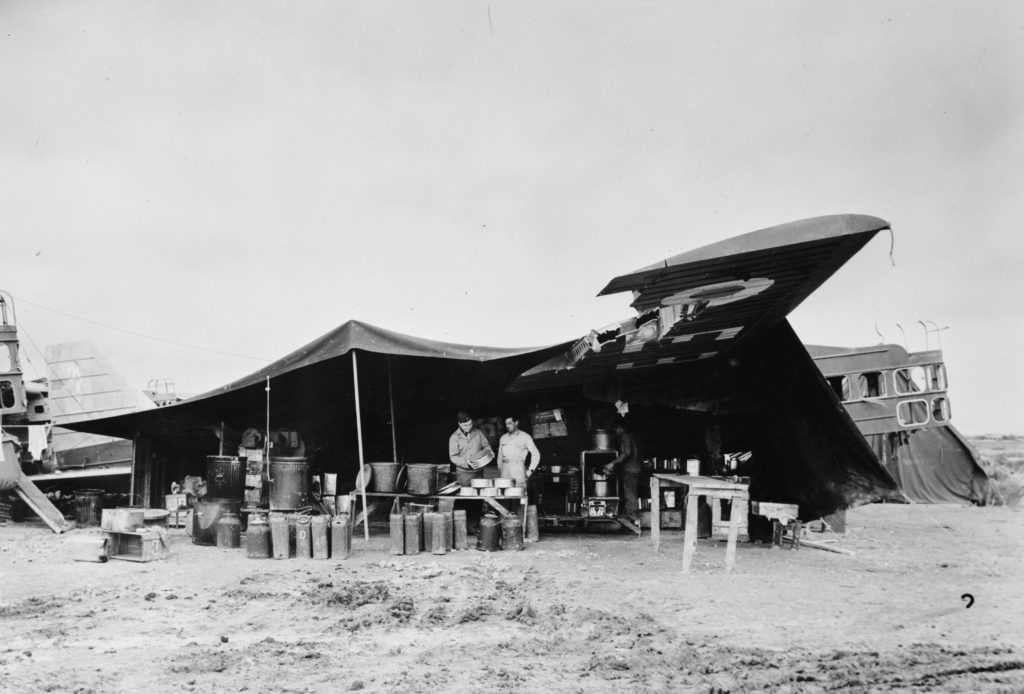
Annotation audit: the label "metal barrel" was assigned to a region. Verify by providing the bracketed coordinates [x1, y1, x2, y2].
[268, 457, 310, 511]
[206, 455, 246, 501]
[73, 489, 104, 527]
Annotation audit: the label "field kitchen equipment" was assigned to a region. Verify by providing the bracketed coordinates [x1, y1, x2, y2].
[268, 457, 310, 511]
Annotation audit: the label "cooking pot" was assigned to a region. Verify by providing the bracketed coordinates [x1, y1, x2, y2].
[592, 429, 615, 451]
[590, 473, 616, 498]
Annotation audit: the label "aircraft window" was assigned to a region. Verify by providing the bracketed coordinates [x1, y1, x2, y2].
[893, 366, 928, 394]
[928, 364, 947, 390]
[826, 376, 851, 401]
[858, 372, 885, 398]
[897, 399, 930, 427]
[0, 380, 14, 409]
[932, 397, 950, 422]
[0, 344, 11, 372]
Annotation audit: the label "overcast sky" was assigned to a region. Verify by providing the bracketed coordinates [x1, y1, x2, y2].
[2, 1, 1022, 435]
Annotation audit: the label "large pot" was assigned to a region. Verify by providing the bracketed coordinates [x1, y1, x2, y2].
[590, 473, 617, 498]
[207, 455, 246, 501]
[592, 429, 615, 451]
[268, 457, 310, 511]
[406, 464, 438, 495]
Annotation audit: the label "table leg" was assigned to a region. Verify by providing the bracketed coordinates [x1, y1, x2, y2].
[650, 476, 661, 552]
[681, 491, 698, 573]
[725, 495, 740, 573]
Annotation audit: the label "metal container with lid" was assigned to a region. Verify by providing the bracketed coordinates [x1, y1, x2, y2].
[193, 498, 242, 546]
[207, 455, 246, 501]
[268, 457, 310, 510]
[216, 512, 241, 548]
[592, 429, 615, 451]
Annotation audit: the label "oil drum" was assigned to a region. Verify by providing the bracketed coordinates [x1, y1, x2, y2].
[206, 455, 246, 501]
[269, 457, 310, 511]
[73, 489, 104, 527]
[476, 514, 501, 552]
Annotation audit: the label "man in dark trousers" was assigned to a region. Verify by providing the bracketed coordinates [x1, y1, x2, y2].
[603, 419, 641, 524]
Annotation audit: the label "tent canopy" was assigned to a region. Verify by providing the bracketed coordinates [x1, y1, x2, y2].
[62, 320, 569, 440]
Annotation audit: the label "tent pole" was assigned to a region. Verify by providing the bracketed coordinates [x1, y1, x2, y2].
[352, 351, 370, 541]
[387, 357, 398, 463]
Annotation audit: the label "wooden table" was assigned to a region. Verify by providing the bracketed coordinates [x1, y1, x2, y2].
[357, 491, 527, 525]
[650, 474, 750, 573]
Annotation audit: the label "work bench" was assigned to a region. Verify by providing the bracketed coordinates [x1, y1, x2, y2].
[355, 491, 527, 525]
[650, 474, 749, 573]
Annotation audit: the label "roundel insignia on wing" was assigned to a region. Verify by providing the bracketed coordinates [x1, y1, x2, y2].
[660, 277, 774, 308]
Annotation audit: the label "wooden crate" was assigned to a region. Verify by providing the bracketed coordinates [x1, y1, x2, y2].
[101, 508, 144, 533]
[106, 529, 168, 562]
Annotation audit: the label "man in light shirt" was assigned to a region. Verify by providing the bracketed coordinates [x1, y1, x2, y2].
[497, 415, 541, 485]
[448, 411, 494, 486]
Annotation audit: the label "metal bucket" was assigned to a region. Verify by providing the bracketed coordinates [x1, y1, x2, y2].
[268, 457, 310, 511]
[73, 489, 104, 527]
[406, 464, 438, 495]
[207, 455, 246, 501]
[368, 462, 401, 492]
[193, 499, 242, 546]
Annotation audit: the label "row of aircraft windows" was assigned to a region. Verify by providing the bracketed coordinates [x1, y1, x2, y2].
[897, 397, 950, 427]
[826, 364, 947, 402]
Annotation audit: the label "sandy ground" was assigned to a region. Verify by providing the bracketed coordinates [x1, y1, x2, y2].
[2, 503, 1023, 693]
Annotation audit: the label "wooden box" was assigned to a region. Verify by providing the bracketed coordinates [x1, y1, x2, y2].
[106, 529, 168, 562]
[101, 508, 144, 533]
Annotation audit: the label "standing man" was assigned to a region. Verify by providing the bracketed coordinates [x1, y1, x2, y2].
[448, 411, 494, 486]
[497, 415, 541, 486]
[603, 419, 641, 524]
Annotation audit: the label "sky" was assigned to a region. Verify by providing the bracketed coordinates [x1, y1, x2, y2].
[2, 1, 1022, 435]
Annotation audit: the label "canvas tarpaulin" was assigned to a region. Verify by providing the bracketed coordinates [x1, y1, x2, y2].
[867, 426, 988, 505]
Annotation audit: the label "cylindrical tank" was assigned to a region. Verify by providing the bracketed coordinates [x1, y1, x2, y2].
[525, 505, 540, 542]
[311, 515, 329, 559]
[193, 499, 241, 546]
[403, 513, 421, 554]
[269, 512, 292, 558]
[389, 512, 405, 555]
[332, 514, 352, 559]
[206, 455, 246, 501]
[453, 510, 469, 550]
[592, 429, 614, 451]
[368, 462, 401, 492]
[216, 512, 241, 548]
[269, 457, 310, 511]
[73, 489, 104, 527]
[476, 515, 501, 552]
[294, 516, 312, 558]
[590, 473, 617, 498]
[501, 514, 524, 551]
[246, 515, 271, 558]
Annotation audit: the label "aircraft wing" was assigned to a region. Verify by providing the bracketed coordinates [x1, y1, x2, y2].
[511, 214, 890, 391]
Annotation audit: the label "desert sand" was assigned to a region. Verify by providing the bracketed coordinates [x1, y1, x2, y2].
[2, 503, 1022, 693]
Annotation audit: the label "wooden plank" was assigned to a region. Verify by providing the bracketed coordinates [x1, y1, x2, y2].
[681, 490, 698, 573]
[616, 517, 641, 535]
[353, 501, 380, 527]
[725, 497, 741, 573]
[14, 476, 72, 534]
[482, 496, 510, 518]
[790, 538, 854, 555]
[650, 475, 661, 552]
